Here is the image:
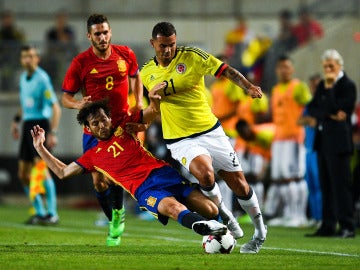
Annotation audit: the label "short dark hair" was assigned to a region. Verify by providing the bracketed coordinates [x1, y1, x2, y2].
[77, 99, 111, 126]
[152, 22, 176, 39]
[20, 44, 38, 55]
[87, 14, 110, 33]
[277, 54, 293, 63]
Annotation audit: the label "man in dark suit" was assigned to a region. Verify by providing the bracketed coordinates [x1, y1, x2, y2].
[306, 49, 357, 238]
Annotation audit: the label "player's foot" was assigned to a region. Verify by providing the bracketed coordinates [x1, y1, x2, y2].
[227, 218, 244, 239]
[106, 221, 121, 246]
[240, 226, 267, 254]
[44, 214, 59, 225]
[110, 208, 125, 238]
[24, 215, 46, 225]
[192, 220, 228, 236]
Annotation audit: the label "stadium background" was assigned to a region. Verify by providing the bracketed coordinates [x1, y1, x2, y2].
[0, 0, 359, 198]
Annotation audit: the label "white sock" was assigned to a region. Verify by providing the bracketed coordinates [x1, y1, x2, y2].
[237, 190, 267, 239]
[251, 182, 264, 209]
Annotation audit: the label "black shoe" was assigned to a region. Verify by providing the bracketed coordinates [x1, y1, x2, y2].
[336, 229, 355, 238]
[24, 215, 46, 225]
[305, 228, 336, 237]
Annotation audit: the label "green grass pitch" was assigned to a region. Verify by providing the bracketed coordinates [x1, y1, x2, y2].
[0, 204, 359, 270]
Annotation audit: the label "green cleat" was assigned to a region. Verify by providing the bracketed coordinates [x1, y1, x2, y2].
[106, 228, 121, 247]
[110, 208, 125, 238]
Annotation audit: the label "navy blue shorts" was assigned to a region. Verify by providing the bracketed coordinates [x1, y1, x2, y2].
[135, 166, 196, 225]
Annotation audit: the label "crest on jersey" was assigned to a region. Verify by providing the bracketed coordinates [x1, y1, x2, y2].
[114, 126, 124, 137]
[146, 196, 157, 207]
[176, 63, 186, 74]
[117, 59, 127, 76]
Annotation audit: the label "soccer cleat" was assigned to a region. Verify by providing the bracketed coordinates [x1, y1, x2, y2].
[24, 215, 46, 225]
[44, 214, 59, 225]
[240, 226, 267, 254]
[227, 218, 244, 239]
[106, 221, 121, 246]
[192, 220, 228, 236]
[110, 208, 125, 238]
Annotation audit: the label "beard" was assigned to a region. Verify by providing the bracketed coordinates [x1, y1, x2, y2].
[91, 37, 111, 53]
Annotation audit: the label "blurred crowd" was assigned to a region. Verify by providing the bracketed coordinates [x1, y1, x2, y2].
[0, 9, 78, 91]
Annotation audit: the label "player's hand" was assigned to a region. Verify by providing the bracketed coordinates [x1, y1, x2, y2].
[247, 85, 263, 98]
[150, 82, 167, 99]
[77, 96, 92, 109]
[31, 125, 46, 149]
[125, 122, 149, 134]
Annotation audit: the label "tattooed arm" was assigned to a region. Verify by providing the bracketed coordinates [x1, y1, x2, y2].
[222, 66, 263, 98]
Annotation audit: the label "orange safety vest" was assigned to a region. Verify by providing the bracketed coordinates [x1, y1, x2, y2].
[211, 79, 239, 138]
[271, 79, 305, 143]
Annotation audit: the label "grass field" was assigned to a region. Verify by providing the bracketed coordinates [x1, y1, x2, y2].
[0, 204, 359, 270]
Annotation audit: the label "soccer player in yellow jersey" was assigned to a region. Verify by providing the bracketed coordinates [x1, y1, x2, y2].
[140, 22, 267, 254]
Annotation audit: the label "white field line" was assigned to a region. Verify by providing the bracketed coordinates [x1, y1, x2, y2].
[0, 221, 359, 258]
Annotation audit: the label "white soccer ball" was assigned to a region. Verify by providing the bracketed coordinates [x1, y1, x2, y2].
[202, 231, 237, 254]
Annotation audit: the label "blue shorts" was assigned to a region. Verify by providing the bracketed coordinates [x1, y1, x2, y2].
[83, 133, 98, 153]
[135, 166, 196, 225]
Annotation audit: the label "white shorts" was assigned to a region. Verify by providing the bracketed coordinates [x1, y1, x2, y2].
[167, 126, 242, 173]
[237, 150, 266, 176]
[271, 140, 305, 181]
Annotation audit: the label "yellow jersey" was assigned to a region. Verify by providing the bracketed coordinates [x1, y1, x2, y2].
[141, 46, 229, 141]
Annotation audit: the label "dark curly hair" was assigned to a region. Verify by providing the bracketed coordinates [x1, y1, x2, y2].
[77, 99, 111, 126]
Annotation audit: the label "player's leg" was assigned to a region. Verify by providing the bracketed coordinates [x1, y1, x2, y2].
[18, 160, 47, 224]
[92, 172, 125, 246]
[167, 140, 242, 238]
[157, 196, 227, 236]
[185, 189, 219, 219]
[43, 167, 59, 224]
[19, 123, 47, 225]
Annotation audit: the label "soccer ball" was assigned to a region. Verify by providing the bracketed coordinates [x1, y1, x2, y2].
[202, 231, 237, 254]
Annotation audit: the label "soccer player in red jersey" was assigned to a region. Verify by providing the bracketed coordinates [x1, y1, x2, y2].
[61, 14, 143, 246]
[31, 99, 228, 240]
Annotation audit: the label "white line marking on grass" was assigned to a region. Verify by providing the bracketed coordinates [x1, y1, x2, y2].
[1, 221, 359, 258]
[261, 246, 360, 258]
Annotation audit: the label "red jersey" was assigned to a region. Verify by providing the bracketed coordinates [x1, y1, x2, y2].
[76, 111, 166, 197]
[62, 45, 139, 125]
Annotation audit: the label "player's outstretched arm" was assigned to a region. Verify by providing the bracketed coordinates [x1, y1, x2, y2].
[222, 66, 263, 98]
[31, 125, 83, 179]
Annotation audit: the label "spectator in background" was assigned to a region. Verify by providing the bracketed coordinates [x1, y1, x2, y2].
[43, 9, 78, 89]
[297, 73, 322, 226]
[262, 9, 297, 92]
[293, 6, 323, 47]
[0, 10, 25, 91]
[224, 16, 255, 73]
[306, 49, 356, 238]
[265, 55, 312, 228]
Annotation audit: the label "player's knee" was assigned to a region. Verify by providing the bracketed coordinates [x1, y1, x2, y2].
[92, 175, 109, 192]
